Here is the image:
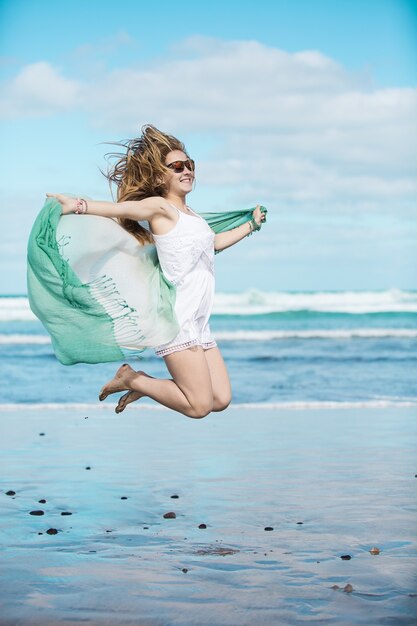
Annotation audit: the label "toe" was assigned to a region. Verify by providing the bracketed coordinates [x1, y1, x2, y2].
[99, 388, 108, 401]
[115, 392, 129, 413]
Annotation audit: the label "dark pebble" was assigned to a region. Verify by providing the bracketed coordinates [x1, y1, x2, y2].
[143, 526, 149, 529]
[198, 523, 207, 529]
[38, 499, 46, 504]
[296, 521, 304, 525]
[61, 512, 72, 516]
[38, 532, 43, 535]
[84, 416, 89, 419]
[39, 433, 45, 436]
[6, 490, 16, 496]
[182, 568, 188, 573]
[30, 510, 44, 516]
[171, 494, 179, 498]
[163, 512, 176, 519]
[121, 496, 128, 500]
[85, 466, 91, 470]
[341, 554, 352, 560]
[46, 528, 58, 535]
[264, 526, 274, 531]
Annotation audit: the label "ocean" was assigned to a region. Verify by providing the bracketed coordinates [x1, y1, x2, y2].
[1, 289, 416, 409]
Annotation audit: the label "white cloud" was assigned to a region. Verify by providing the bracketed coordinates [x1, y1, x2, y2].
[0, 61, 79, 117]
[1, 36, 416, 215]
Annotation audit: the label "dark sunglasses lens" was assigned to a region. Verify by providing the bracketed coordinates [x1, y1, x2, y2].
[167, 159, 195, 173]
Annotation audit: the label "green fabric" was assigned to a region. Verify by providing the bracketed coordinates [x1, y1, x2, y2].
[201, 206, 267, 235]
[27, 197, 267, 365]
[27, 200, 128, 364]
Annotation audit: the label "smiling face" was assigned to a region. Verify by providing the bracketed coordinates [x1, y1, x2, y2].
[164, 150, 195, 197]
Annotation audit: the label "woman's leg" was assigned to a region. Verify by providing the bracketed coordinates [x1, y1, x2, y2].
[204, 347, 232, 411]
[99, 346, 214, 418]
[114, 346, 232, 414]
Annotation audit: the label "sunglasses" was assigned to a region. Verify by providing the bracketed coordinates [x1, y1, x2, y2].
[166, 159, 195, 173]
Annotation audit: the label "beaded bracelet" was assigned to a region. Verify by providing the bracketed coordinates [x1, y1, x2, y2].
[246, 217, 262, 237]
[251, 216, 262, 231]
[74, 198, 88, 214]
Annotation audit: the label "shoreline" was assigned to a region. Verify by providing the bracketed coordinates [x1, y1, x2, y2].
[1, 400, 417, 411]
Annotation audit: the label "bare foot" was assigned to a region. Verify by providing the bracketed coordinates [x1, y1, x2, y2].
[99, 363, 135, 401]
[115, 370, 154, 413]
[115, 390, 143, 414]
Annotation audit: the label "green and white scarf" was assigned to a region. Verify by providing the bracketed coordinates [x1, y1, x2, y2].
[27, 196, 267, 365]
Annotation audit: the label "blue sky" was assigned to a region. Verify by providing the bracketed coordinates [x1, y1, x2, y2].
[1, 0, 416, 293]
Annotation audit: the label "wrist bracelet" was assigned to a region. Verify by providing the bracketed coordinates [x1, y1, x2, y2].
[74, 198, 88, 214]
[250, 216, 261, 232]
[247, 220, 254, 236]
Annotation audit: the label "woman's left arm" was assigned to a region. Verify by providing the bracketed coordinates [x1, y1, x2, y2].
[214, 205, 266, 252]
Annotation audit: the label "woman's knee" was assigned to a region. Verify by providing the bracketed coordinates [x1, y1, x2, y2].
[188, 396, 213, 419]
[212, 391, 232, 412]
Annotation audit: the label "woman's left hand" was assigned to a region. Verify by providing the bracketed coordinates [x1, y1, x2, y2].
[252, 204, 266, 226]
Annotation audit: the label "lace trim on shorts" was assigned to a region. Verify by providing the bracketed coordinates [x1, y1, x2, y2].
[155, 338, 217, 357]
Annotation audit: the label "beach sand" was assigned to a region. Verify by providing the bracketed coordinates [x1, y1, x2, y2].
[1, 405, 416, 625]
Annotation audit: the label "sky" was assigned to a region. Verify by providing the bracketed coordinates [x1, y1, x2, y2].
[0, 0, 416, 294]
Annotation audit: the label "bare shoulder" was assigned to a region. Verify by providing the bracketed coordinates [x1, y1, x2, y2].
[142, 197, 173, 218]
[113, 196, 169, 222]
[148, 198, 178, 235]
[155, 197, 177, 215]
[124, 196, 173, 223]
[137, 196, 166, 213]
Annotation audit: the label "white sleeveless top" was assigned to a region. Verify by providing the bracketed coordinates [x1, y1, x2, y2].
[152, 204, 215, 286]
[152, 203, 217, 356]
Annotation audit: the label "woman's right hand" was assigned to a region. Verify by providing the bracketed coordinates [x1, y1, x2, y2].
[46, 193, 77, 215]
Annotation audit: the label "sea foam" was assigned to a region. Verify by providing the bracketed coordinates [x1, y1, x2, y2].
[1, 328, 417, 345]
[1, 288, 417, 321]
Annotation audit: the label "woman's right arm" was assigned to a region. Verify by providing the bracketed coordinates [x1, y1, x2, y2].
[45, 193, 166, 222]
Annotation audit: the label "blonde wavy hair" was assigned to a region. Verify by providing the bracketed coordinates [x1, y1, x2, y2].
[101, 124, 189, 245]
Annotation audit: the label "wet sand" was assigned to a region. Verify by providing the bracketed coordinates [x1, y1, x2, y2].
[1, 405, 417, 625]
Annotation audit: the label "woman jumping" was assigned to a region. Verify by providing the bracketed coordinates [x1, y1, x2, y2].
[45, 125, 266, 419]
